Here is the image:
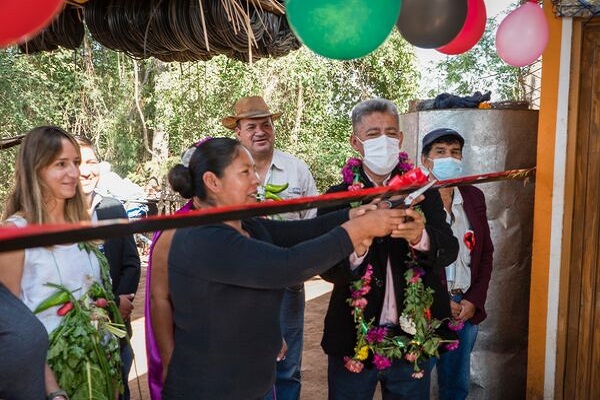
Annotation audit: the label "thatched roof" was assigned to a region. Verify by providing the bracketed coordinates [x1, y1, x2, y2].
[20, 0, 301, 62]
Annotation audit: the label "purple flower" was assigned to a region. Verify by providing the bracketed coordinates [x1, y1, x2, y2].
[448, 319, 465, 331]
[397, 152, 414, 173]
[408, 267, 426, 283]
[342, 158, 363, 185]
[342, 165, 354, 184]
[445, 340, 460, 351]
[347, 157, 362, 167]
[366, 327, 387, 344]
[372, 354, 392, 370]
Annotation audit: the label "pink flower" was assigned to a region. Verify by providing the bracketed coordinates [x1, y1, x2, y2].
[412, 370, 425, 379]
[363, 265, 373, 282]
[347, 158, 362, 168]
[398, 151, 410, 162]
[404, 352, 419, 362]
[342, 158, 363, 185]
[343, 357, 364, 373]
[372, 354, 392, 370]
[366, 327, 387, 344]
[398, 152, 414, 173]
[408, 267, 425, 284]
[348, 182, 364, 192]
[445, 340, 460, 351]
[351, 298, 368, 309]
[448, 319, 465, 331]
[342, 165, 354, 185]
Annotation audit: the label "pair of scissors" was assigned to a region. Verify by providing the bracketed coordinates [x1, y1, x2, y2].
[377, 180, 437, 209]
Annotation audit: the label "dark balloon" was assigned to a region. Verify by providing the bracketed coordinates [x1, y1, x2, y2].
[437, 0, 487, 55]
[396, 0, 468, 49]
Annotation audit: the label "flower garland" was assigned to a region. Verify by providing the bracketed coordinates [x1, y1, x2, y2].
[345, 251, 461, 378]
[341, 152, 413, 191]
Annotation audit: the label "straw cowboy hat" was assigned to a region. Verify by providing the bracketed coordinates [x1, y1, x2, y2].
[221, 96, 282, 129]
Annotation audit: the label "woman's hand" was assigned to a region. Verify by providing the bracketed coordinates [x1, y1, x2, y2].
[348, 202, 378, 219]
[342, 209, 406, 248]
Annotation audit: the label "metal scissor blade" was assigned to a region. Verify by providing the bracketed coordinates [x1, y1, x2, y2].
[403, 180, 437, 207]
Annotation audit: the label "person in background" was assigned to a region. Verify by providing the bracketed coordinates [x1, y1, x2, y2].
[0, 126, 122, 398]
[420, 128, 494, 400]
[161, 137, 411, 399]
[222, 95, 318, 400]
[76, 135, 141, 400]
[317, 99, 459, 400]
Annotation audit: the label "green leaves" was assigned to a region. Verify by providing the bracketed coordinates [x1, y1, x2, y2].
[0, 31, 419, 206]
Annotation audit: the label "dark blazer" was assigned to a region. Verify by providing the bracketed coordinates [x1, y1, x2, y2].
[317, 166, 459, 359]
[455, 185, 494, 325]
[94, 196, 141, 307]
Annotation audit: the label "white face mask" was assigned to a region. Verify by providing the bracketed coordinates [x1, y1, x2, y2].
[357, 135, 400, 176]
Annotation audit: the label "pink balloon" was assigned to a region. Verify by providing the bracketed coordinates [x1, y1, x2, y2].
[437, 0, 487, 55]
[495, 1, 549, 67]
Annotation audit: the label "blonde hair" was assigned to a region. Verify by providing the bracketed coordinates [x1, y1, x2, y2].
[3, 126, 90, 224]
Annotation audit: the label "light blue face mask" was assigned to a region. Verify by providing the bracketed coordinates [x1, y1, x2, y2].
[429, 157, 464, 180]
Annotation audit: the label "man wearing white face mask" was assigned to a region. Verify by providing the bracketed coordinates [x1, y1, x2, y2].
[421, 128, 494, 400]
[318, 100, 459, 400]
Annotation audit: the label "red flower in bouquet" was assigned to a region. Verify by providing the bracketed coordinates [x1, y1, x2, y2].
[463, 230, 476, 252]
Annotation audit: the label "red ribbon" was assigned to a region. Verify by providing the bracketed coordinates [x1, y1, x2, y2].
[388, 168, 429, 190]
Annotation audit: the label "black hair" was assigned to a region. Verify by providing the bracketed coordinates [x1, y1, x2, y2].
[168, 137, 242, 201]
[421, 134, 464, 156]
[73, 134, 98, 158]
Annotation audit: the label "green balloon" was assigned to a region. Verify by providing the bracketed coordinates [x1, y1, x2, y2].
[286, 0, 402, 60]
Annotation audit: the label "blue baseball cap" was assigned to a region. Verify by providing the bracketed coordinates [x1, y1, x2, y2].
[422, 128, 465, 148]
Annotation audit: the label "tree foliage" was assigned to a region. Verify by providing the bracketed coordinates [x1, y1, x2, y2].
[0, 31, 419, 206]
[424, 17, 536, 102]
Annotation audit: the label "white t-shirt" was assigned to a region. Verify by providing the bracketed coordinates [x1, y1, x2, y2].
[263, 149, 318, 221]
[7, 215, 102, 334]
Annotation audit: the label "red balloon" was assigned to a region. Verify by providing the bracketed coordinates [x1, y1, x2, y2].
[436, 0, 486, 55]
[0, 0, 65, 48]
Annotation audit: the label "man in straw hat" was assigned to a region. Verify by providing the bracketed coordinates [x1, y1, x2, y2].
[222, 95, 318, 400]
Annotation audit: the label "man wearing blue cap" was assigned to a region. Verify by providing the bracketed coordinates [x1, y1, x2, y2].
[421, 128, 494, 400]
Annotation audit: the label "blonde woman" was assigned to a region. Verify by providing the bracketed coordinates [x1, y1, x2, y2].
[0, 126, 123, 399]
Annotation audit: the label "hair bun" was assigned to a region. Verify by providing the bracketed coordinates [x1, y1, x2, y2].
[168, 163, 194, 199]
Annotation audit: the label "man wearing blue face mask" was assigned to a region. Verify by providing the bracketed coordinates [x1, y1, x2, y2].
[317, 100, 459, 400]
[421, 128, 494, 400]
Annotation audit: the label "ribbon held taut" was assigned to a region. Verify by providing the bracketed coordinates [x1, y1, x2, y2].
[0, 167, 535, 252]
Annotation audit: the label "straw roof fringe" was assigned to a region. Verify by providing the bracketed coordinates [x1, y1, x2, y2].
[21, 0, 299, 62]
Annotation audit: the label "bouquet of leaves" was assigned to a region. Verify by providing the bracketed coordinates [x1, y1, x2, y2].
[35, 244, 126, 399]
